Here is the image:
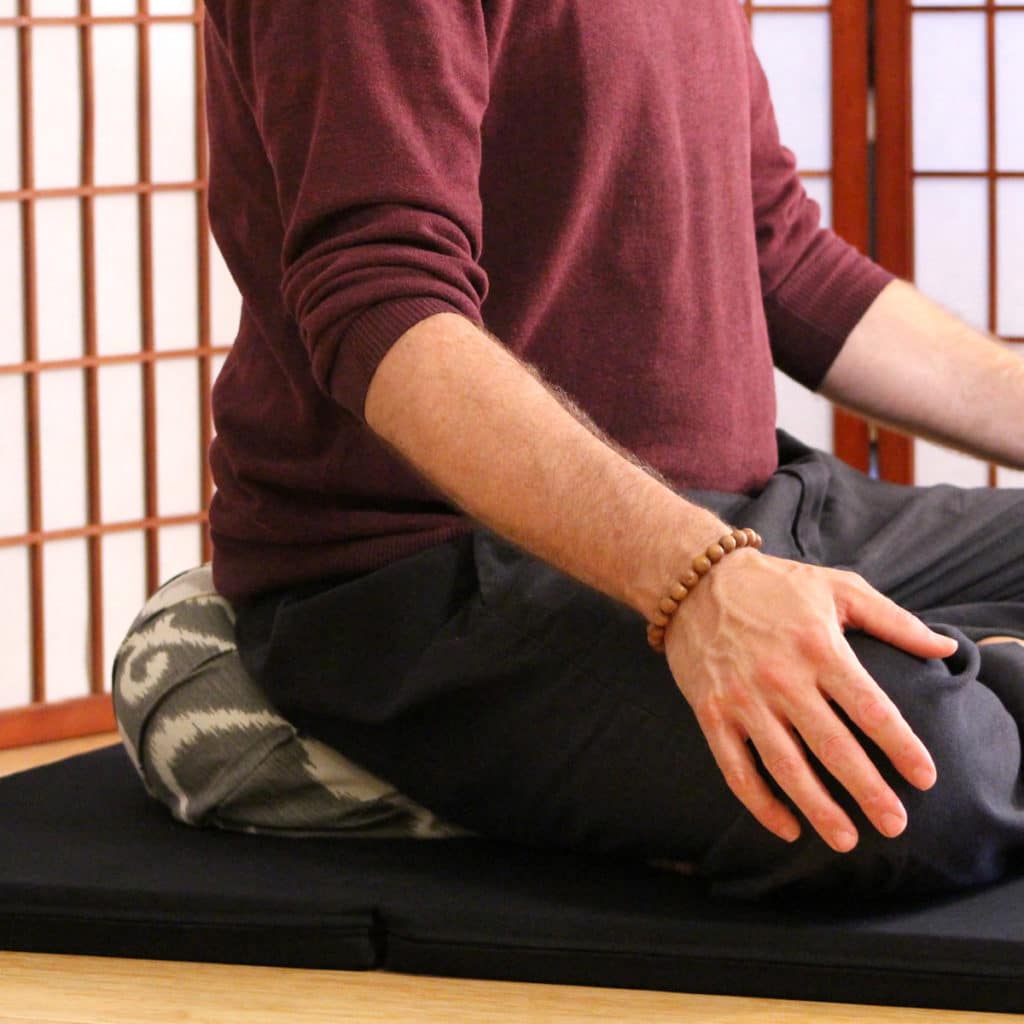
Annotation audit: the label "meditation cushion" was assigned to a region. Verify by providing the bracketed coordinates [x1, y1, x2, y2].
[111, 564, 467, 839]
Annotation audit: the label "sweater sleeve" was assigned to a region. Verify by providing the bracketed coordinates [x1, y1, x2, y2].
[203, 1, 490, 419]
[745, 34, 894, 390]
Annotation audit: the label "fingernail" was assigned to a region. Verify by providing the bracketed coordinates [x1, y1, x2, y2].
[914, 762, 937, 789]
[881, 811, 906, 838]
[833, 829, 858, 852]
[781, 822, 801, 843]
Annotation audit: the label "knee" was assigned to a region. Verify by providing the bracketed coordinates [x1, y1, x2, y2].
[841, 628, 1018, 892]
[704, 628, 1022, 899]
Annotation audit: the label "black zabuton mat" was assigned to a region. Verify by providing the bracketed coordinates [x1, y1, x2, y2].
[1, 747, 1023, 1013]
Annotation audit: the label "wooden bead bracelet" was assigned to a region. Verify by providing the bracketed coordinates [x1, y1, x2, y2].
[646, 527, 763, 652]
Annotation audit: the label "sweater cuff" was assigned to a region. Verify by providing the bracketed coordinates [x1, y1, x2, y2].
[329, 296, 484, 419]
[765, 232, 896, 390]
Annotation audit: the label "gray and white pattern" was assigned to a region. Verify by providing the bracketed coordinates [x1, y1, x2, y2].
[112, 565, 470, 839]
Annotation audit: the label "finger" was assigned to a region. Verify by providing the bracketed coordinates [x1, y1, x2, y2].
[978, 635, 1024, 649]
[794, 696, 910, 839]
[750, 717, 860, 853]
[835, 574, 958, 660]
[826, 651, 938, 792]
[703, 725, 802, 843]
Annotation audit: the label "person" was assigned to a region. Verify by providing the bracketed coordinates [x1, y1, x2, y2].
[199, 1, 1024, 898]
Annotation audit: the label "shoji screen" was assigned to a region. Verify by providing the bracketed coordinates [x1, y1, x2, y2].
[875, 0, 1024, 487]
[746, 0, 875, 469]
[0, 1, 239, 745]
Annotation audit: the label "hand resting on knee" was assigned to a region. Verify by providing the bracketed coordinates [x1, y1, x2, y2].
[662, 550, 958, 856]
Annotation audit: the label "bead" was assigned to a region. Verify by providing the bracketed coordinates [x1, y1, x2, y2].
[706, 543, 725, 563]
[647, 626, 666, 651]
[647, 523, 761, 654]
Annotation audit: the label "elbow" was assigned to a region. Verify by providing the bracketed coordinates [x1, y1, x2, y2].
[282, 208, 487, 419]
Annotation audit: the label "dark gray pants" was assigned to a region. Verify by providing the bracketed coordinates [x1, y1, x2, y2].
[236, 431, 1024, 899]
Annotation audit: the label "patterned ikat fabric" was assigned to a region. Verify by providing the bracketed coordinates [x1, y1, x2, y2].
[111, 565, 469, 839]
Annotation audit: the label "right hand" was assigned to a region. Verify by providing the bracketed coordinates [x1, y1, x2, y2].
[664, 548, 959, 852]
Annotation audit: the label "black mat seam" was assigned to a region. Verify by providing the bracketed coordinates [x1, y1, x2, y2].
[382, 929, 1024, 980]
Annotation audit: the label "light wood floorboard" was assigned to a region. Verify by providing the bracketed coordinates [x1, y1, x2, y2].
[0, 736, 1019, 1023]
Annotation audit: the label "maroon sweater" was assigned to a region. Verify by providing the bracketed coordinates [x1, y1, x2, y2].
[202, 1, 892, 604]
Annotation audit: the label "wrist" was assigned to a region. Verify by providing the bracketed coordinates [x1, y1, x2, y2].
[646, 527, 764, 651]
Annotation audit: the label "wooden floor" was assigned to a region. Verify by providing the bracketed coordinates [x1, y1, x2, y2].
[0, 735, 1019, 1024]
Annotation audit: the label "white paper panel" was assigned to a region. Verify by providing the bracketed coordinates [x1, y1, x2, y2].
[0, 202, 24, 365]
[914, 179, 989, 330]
[914, 441, 990, 488]
[210, 235, 241, 348]
[997, 180, 1024, 338]
[0, 2, 15, 18]
[35, 198, 84, 361]
[94, 194, 142, 355]
[149, 0, 195, 14]
[149, 23, 195, 183]
[998, 468, 1024, 489]
[43, 538, 91, 702]
[91, 1, 138, 15]
[159, 523, 201, 586]
[913, 14, 988, 172]
[156, 358, 201, 516]
[752, 13, 831, 172]
[996, 15, 1024, 171]
[753, 0, 825, 6]
[773, 369, 833, 453]
[98, 363, 145, 522]
[102, 530, 147, 683]
[801, 176, 832, 231]
[0, 29, 19, 192]
[93, 25, 139, 186]
[0, 547, 32, 710]
[31, 27, 81, 189]
[39, 369, 87, 531]
[152, 190, 198, 350]
[0, 375, 28, 536]
[32, 1, 78, 14]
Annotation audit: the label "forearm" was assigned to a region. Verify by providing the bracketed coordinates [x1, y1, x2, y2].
[820, 279, 1024, 469]
[364, 312, 731, 621]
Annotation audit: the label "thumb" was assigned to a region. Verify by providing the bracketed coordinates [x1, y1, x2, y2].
[839, 577, 959, 660]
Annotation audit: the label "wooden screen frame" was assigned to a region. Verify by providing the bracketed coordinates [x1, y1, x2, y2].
[0, 1, 224, 748]
[873, 0, 1024, 486]
[831, 0, 875, 473]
